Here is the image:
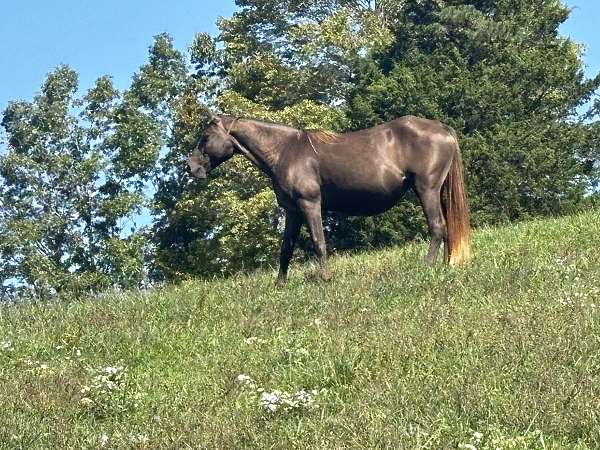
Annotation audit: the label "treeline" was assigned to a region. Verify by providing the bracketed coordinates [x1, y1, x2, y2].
[1, 0, 599, 300]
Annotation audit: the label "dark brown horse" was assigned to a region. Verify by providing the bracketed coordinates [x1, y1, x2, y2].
[187, 114, 470, 286]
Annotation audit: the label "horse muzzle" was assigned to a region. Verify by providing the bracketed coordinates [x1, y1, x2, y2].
[186, 154, 208, 179]
[189, 165, 207, 179]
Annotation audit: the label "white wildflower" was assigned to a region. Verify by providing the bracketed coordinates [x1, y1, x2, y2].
[236, 374, 256, 388]
[237, 374, 252, 383]
[78, 363, 137, 414]
[293, 389, 315, 408]
[259, 388, 319, 413]
[128, 433, 149, 444]
[243, 337, 267, 345]
[260, 391, 282, 413]
[473, 431, 483, 441]
[98, 433, 109, 447]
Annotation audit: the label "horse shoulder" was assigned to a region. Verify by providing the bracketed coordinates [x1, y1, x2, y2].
[275, 150, 321, 201]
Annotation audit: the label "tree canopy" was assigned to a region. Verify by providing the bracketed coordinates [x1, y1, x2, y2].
[1, 0, 599, 299]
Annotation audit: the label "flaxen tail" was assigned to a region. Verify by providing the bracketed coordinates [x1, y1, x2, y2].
[443, 130, 471, 265]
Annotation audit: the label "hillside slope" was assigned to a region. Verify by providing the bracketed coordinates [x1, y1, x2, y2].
[1, 211, 600, 449]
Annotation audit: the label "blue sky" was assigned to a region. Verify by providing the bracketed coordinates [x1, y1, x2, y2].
[562, 0, 600, 77]
[0, 0, 598, 125]
[0, 0, 237, 112]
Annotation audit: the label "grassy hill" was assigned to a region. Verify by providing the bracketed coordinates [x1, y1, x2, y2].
[1, 210, 600, 449]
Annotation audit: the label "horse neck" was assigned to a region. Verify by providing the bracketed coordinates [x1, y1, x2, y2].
[224, 118, 296, 174]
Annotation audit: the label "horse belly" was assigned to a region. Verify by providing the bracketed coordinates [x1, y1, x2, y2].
[321, 179, 410, 216]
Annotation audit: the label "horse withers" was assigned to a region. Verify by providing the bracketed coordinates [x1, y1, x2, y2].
[187, 114, 471, 287]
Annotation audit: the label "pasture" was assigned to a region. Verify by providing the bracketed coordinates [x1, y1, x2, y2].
[1, 210, 599, 449]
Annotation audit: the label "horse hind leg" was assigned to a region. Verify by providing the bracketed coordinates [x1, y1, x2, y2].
[415, 182, 448, 265]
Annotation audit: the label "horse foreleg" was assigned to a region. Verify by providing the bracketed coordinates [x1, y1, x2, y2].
[298, 199, 332, 282]
[276, 210, 302, 288]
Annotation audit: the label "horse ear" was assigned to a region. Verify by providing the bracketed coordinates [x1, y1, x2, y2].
[207, 110, 221, 123]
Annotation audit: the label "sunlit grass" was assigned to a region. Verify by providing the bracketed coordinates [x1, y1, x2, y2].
[1, 210, 600, 448]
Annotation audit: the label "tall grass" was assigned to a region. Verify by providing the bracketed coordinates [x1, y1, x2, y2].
[1, 211, 599, 449]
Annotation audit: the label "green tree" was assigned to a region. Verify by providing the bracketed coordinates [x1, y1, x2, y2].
[0, 67, 150, 300]
[348, 0, 600, 225]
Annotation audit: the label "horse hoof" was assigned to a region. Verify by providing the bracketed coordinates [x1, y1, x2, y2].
[321, 271, 332, 282]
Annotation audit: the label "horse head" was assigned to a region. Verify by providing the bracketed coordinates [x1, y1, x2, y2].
[187, 114, 236, 179]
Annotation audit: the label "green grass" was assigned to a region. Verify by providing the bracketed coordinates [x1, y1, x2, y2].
[2, 211, 600, 449]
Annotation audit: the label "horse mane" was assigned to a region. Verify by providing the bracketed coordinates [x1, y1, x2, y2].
[300, 129, 339, 155]
[305, 129, 339, 144]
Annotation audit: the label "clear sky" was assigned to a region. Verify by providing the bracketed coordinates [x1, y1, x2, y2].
[0, 0, 598, 124]
[562, 0, 600, 78]
[0, 0, 237, 112]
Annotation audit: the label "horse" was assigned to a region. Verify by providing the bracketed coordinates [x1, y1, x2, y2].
[187, 113, 471, 287]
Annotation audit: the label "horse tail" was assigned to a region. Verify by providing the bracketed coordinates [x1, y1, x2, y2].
[443, 128, 471, 265]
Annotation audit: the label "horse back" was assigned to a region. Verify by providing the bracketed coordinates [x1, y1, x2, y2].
[317, 116, 456, 180]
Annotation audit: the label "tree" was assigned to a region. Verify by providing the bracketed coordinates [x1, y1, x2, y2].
[0, 67, 151, 300]
[348, 0, 600, 224]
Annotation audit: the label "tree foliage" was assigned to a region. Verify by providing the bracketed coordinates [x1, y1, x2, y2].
[0, 68, 150, 300]
[1, 0, 599, 297]
[348, 0, 600, 224]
